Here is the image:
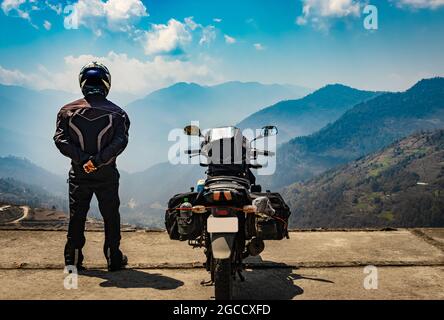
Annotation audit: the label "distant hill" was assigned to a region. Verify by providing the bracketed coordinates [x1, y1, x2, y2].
[0, 157, 157, 226]
[119, 162, 205, 228]
[237, 84, 380, 143]
[0, 84, 77, 138]
[124, 81, 310, 170]
[0, 84, 77, 174]
[267, 77, 444, 189]
[282, 130, 444, 228]
[0, 177, 66, 211]
[0, 156, 65, 196]
[0, 155, 202, 228]
[129, 81, 309, 126]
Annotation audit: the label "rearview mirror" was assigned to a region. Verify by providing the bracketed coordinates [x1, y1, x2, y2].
[261, 125, 278, 137]
[184, 125, 202, 136]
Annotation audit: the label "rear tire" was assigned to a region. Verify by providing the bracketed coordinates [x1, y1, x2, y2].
[214, 258, 233, 300]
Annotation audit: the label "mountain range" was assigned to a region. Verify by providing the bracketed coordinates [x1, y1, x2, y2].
[0, 81, 310, 173]
[117, 83, 382, 222]
[282, 129, 444, 228]
[0, 156, 66, 196]
[124, 81, 310, 170]
[130, 77, 443, 228]
[266, 77, 444, 189]
[237, 84, 380, 143]
[1, 77, 443, 228]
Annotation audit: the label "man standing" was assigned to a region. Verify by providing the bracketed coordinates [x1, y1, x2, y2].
[54, 62, 130, 271]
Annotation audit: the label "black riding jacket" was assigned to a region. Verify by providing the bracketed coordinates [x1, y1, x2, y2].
[54, 95, 130, 169]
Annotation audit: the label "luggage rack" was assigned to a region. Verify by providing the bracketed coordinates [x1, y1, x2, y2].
[204, 176, 251, 189]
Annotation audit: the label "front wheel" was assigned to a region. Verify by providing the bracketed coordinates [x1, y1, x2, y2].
[214, 258, 233, 300]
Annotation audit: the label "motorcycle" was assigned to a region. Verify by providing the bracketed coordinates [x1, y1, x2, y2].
[165, 125, 291, 300]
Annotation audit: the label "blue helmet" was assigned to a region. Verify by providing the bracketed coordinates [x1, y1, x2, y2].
[79, 61, 111, 97]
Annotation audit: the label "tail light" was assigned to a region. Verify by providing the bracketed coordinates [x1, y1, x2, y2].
[212, 207, 230, 216]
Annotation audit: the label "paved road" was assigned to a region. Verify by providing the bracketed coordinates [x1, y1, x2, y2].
[10, 206, 29, 224]
[0, 229, 443, 300]
[1, 266, 443, 300]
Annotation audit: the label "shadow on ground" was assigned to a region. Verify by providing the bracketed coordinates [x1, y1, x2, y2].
[81, 269, 184, 290]
[233, 257, 334, 300]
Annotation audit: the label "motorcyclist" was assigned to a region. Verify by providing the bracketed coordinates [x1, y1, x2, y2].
[54, 62, 130, 271]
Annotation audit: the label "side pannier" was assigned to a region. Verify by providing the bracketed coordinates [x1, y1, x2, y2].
[165, 192, 203, 241]
[251, 192, 291, 240]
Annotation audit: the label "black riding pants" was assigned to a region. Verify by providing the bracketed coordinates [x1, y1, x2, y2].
[64, 165, 122, 266]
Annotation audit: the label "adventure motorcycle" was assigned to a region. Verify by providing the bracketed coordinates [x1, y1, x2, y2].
[165, 125, 291, 300]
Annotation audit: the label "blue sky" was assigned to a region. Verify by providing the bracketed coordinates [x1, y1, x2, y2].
[0, 0, 443, 100]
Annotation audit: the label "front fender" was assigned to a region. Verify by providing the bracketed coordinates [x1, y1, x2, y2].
[210, 233, 236, 259]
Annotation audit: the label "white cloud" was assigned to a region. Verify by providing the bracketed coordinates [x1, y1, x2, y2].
[297, 0, 362, 29]
[143, 19, 192, 55]
[224, 34, 236, 44]
[0, 52, 220, 96]
[1, 0, 30, 20]
[0, 64, 37, 86]
[104, 0, 147, 20]
[1, 0, 148, 32]
[213, 18, 222, 23]
[185, 16, 217, 46]
[43, 19, 51, 30]
[1, 0, 25, 13]
[45, 0, 62, 15]
[254, 43, 265, 51]
[73, 0, 148, 33]
[295, 0, 443, 30]
[143, 17, 216, 55]
[394, 0, 444, 8]
[199, 25, 216, 46]
[184, 16, 198, 30]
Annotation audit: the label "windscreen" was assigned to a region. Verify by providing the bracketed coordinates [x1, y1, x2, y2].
[208, 127, 239, 142]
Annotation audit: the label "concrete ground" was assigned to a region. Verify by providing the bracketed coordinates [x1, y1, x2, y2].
[0, 229, 443, 300]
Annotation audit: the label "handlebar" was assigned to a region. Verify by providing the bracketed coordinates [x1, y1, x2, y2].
[185, 149, 200, 155]
[262, 150, 275, 156]
[251, 149, 275, 157]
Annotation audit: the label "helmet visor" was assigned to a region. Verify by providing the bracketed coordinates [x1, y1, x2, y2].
[81, 68, 107, 87]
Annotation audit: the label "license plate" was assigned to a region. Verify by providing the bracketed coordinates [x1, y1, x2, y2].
[207, 216, 238, 233]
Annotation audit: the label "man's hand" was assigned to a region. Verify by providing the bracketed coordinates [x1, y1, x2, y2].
[83, 160, 97, 174]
